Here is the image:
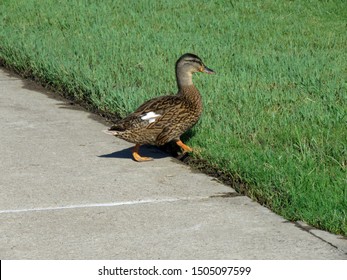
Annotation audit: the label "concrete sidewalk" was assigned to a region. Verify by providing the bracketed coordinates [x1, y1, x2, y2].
[0, 67, 346, 259]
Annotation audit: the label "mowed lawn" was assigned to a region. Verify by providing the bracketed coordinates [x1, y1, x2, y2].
[0, 0, 346, 235]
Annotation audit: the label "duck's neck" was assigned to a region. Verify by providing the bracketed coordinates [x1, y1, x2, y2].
[176, 68, 195, 92]
[178, 85, 202, 108]
[176, 68, 193, 88]
[177, 83, 202, 110]
[176, 69, 201, 103]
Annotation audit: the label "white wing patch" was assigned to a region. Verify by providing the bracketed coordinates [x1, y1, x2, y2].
[140, 111, 161, 124]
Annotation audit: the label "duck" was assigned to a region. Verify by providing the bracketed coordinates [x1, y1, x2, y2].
[105, 53, 215, 162]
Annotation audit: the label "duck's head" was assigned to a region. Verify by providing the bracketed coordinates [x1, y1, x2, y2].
[175, 53, 214, 87]
[176, 53, 215, 75]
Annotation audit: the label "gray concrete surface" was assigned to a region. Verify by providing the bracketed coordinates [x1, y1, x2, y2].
[0, 67, 346, 259]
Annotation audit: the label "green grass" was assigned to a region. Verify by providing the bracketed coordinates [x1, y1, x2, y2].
[1, 0, 346, 235]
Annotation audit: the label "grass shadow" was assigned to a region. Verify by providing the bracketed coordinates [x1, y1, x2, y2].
[0, 65, 119, 126]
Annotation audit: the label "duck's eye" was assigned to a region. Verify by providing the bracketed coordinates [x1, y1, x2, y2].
[186, 59, 202, 65]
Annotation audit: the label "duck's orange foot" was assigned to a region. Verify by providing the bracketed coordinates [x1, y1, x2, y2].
[176, 140, 193, 153]
[132, 153, 153, 162]
[132, 144, 153, 162]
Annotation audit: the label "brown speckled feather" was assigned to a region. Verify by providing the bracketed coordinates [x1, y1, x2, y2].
[109, 85, 202, 145]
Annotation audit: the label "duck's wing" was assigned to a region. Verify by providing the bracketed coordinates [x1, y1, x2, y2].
[109, 95, 184, 132]
[134, 95, 180, 115]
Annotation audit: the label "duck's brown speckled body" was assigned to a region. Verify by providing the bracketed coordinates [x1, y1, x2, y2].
[105, 53, 214, 162]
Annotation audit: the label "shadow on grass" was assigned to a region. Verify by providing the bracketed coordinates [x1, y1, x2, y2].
[0, 64, 119, 126]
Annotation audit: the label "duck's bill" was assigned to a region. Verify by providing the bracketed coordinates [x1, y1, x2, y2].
[203, 66, 215, 74]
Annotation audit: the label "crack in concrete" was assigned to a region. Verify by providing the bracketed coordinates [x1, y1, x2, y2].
[292, 221, 347, 255]
[0, 193, 241, 214]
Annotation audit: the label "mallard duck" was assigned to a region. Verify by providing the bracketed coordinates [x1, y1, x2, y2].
[105, 53, 214, 162]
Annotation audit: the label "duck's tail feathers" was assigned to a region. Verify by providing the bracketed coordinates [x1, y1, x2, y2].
[102, 129, 119, 136]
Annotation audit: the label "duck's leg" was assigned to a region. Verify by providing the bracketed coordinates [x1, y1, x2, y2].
[175, 140, 193, 153]
[132, 144, 153, 162]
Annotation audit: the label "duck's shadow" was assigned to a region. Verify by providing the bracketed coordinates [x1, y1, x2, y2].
[99, 129, 196, 161]
[99, 145, 168, 160]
